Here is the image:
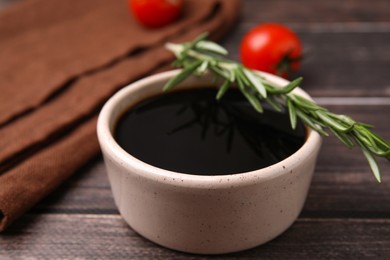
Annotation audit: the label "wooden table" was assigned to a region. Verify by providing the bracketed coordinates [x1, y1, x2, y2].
[1, 0, 390, 258]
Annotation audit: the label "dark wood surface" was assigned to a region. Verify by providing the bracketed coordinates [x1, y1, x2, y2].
[1, 0, 390, 258]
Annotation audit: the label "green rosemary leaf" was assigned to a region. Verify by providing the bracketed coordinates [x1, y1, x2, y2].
[268, 77, 303, 94]
[359, 127, 378, 149]
[263, 82, 279, 93]
[358, 122, 375, 129]
[310, 117, 328, 128]
[329, 128, 355, 148]
[237, 76, 263, 113]
[326, 112, 356, 128]
[355, 129, 390, 157]
[308, 109, 320, 120]
[288, 94, 322, 111]
[353, 129, 373, 148]
[209, 66, 231, 80]
[235, 66, 251, 86]
[196, 61, 209, 74]
[217, 80, 231, 100]
[228, 69, 236, 82]
[358, 124, 390, 150]
[265, 96, 283, 112]
[296, 110, 329, 136]
[328, 114, 356, 126]
[242, 90, 263, 113]
[294, 94, 324, 110]
[316, 110, 352, 133]
[287, 99, 297, 129]
[163, 60, 202, 91]
[366, 146, 390, 157]
[367, 130, 390, 150]
[196, 41, 228, 55]
[356, 139, 381, 182]
[243, 68, 267, 98]
[365, 151, 381, 183]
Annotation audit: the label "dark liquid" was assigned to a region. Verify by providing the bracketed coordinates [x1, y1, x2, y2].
[115, 88, 306, 175]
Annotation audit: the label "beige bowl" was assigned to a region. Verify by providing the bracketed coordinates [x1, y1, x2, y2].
[97, 70, 322, 254]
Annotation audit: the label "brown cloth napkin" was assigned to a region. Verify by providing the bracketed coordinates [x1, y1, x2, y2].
[0, 0, 240, 231]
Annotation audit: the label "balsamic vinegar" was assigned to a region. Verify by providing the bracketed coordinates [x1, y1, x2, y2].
[115, 88, 306, 175]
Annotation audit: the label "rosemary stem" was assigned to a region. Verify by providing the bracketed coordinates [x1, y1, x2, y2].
[163, 34, 390, 182]
[166, 43, 238, 72]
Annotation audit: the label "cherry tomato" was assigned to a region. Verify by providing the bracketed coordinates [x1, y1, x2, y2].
[129, 0, 184, 28]
[240, 23, 302, 78]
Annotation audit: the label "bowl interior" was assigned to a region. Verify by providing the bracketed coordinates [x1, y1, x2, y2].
[97, 70, 322, 186]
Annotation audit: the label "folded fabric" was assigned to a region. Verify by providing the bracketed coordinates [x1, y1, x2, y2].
[0, 0, 240, 231]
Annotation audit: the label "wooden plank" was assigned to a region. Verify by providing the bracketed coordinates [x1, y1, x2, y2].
[1, 214, 389, 258]
[243, 0, 390, 23]
[296, 32, 390, 97]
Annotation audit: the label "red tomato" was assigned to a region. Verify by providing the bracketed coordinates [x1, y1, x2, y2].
[240, 23, 302, 78]
[129, 0, 184, 28]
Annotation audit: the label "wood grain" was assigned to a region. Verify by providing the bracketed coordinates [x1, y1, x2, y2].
[1, 214, 389, 259]
[243, 0, 390, 23]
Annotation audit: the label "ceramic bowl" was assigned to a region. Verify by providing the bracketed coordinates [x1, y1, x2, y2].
[97, 70, 322, 254]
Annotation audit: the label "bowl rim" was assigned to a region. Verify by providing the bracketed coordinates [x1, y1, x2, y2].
[97, 69, 322, 188]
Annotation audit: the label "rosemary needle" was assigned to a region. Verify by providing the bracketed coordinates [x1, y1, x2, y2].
[163, 32, 390, 182]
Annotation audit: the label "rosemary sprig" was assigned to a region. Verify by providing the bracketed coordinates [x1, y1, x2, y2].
[163, 32, 390, 182]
